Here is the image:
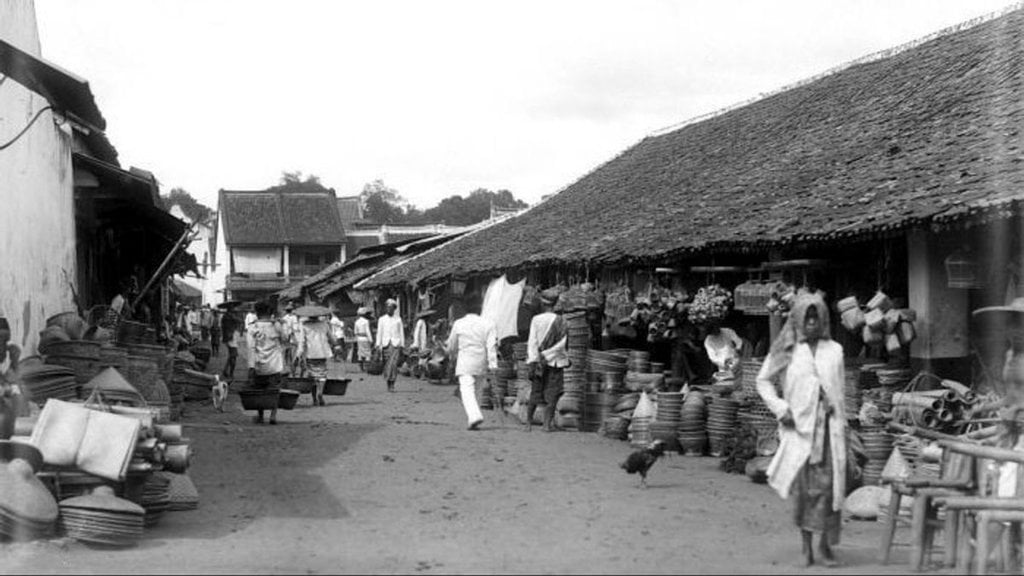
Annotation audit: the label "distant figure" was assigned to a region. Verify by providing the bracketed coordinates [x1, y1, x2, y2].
[281, 302, 301, 376]
[353, 307, 374, 370]
[221, 311, 241, 380]
[297, 312, 337, 407]
[526, 288, 569, 432]
[210, 309, 222, 356]
[376, 299, 406, 393]
[330, 312, 346, 362]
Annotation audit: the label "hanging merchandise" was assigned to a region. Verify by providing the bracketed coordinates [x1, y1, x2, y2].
[482, 275, 525, 340]
[687, 284, 733, 326]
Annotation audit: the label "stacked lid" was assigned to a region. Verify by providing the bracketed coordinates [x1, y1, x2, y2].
[59, 485, 145, 546]
[706, 397, 740, 456]
[0, 445, 58, 541]
[677, 392, 707, 454]
[19, 364, 78, 402]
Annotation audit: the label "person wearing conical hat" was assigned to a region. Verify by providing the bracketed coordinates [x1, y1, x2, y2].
[526, 288, 570, 432]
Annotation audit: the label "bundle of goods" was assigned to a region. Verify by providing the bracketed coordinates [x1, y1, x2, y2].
[604, 284, 635, 336]
[18, 364, 78, 403]
[582, 392, 619, 433]
[890, 375, 978, 434]
[626, 350, 651, 374]
[614, 392, 640, 418]
[677, 391, 708, 455]
[59, 486, 145, 546]
[556, 390, 583, 429]
[41, 340, 101, 386]
[623, 371, 665, 393]
[855, 291, 919, 353]
[859, 426, 894, 485]
[706, 396, 740, 456]
[687, 284, 733, 326]
[0, 445, 58, 541]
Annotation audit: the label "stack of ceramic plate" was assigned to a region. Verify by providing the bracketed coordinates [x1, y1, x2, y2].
[627, 351, 651, 373]
[59, 486, 145, 546]
[163, 472, 199, 512]
[19, 364, 78, 402]
[706, 397, 740, 456]
[678, 392, 707, 454]
[140, 472, 171, 527]
[860, 429, 894, 485]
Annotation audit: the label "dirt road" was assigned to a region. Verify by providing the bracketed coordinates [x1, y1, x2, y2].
[4, 353, 935, 574]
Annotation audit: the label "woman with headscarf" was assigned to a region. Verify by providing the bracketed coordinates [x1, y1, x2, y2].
[756, 291, 846, 567]
[375, 298, 406, 392]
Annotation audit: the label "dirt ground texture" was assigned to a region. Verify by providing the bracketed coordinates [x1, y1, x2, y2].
[3, 347, 947, 574]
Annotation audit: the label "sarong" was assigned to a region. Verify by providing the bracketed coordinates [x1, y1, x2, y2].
[383, 345, 403, 382]
[791, 419, 841, 545]
[307, 358, 328, 380]
[357, 339, 373, 361]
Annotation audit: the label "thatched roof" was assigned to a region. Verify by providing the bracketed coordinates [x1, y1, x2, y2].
[363, 5, 1024, 288]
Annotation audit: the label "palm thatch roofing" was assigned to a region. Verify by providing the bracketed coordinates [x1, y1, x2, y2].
[219, 190, 345, 246]
[362, 5, 1024, 289]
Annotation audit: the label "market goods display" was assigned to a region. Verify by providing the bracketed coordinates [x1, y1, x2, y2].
[677, 391, 707, 455]
[18, 364, 78, 403]
[706, 397, 739, 456]
[0, 453, 58, 541]
[688, 284, 732, 326]
[859, 427, 893, 486]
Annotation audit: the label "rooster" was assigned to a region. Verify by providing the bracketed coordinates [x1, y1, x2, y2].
[620, 440, 667, 488]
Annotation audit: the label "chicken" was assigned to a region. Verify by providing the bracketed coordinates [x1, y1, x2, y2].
[620, 440, 667, 488]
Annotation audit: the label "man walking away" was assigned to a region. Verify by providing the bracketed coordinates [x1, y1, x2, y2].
[446, 295, 497, 430]
[246, 301, 286, 425]
[353, 307, 374, 370]
[297, 312, 337, 406]
[376, 299, 405, 392]
[281, 303, 301, 376]
[526, 288, 570, 432]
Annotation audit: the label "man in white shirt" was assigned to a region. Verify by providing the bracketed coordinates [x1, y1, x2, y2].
[353, 308, 373, 369]
[526, 289, 570, 432]
[329, 312, 346, 362]
[446, 296, 497, 430]
[281, 302, 301, 376]
[375, 299, 405, 392]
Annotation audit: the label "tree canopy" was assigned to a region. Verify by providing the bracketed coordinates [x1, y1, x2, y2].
[407, 188, 527, 226]
[267, 171, 330, 194]
[159, 187, 214, 224]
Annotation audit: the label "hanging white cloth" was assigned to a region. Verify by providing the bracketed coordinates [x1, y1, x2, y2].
[482, 274, 525, 340]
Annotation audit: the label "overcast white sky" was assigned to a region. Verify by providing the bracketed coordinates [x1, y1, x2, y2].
[35, 0, 1016, 210]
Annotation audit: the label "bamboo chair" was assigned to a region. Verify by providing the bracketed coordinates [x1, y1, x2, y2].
[935, 440, 1024, 574]
[879, 443, 977, 569]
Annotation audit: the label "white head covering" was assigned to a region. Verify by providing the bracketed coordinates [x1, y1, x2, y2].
[385, 298, 398, 307]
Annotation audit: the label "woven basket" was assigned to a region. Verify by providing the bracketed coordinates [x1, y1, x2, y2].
[40, 340, 100, 360]
[239, 388, 280, 410]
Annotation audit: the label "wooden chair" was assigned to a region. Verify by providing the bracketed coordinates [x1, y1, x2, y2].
[879, 443, 977, 569]
[935, 440, 1024, 574]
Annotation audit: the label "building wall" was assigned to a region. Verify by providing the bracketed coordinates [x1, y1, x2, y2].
[0, 0, 77, 354]
[232, 247, 282, 274]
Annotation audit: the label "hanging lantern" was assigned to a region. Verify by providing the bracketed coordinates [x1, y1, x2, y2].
[944, 249, 983, 289]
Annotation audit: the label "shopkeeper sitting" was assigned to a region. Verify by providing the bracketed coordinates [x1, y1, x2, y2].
[704, 322, 743, 375]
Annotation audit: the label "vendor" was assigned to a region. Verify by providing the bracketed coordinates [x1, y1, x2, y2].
[0, 317, 23, 439]
[704, 322, 743, 375]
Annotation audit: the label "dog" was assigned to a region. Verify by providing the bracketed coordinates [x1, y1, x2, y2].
[211, 374, 229, 412]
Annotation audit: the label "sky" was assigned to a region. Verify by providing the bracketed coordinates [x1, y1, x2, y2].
[34, 0, 1018, 211]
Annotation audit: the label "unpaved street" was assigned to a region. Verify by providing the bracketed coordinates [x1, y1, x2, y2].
[6, 355, 927, 574]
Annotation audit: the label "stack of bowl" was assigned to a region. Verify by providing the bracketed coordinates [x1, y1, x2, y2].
[677, 391, 707, 455]
[18, 364, 78, 403]
[59, 486, 145, 547]
[860, 428, 894, 485]
[627, 350, 651, 373]
[582, 391, 618, 433]
[629, 413, 652, 446]
[706, 397, 740, 456]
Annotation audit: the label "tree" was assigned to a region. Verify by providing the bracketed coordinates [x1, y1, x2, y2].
[417, 188, 527, 226]
[267, 171, 329, 194]
[360, 179, 408, 225]
[159, 187, 214, 224]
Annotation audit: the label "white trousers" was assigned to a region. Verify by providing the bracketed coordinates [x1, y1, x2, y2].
[458, 374, 484, 425]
